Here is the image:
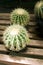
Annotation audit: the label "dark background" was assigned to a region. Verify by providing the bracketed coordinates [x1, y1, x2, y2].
[0, 0, 39, 13]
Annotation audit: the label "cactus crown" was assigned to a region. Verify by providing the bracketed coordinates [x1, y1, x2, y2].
[10, 8, 30, 26]
[3, 25, 30, 51]
[34, 1, 43, 19]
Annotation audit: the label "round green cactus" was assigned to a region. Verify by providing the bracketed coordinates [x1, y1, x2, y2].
[3, 25, 30, 51]
[10, 8, 30, 26]
[34, 1, 43, 19]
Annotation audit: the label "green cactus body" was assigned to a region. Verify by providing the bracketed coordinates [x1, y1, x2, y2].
[3, 25, 30, 51]
[34, 1, 43, 19]
[10, 8, 30, 26]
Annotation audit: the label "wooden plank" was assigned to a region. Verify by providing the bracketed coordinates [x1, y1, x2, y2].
[29, 33, 43, 40]
[22, 48, 43, 56]
[0, 13, 35, 21]
[0, 25, 9, 30]
[0, 54, 30, 65]
[0, 45, 43, 56]
[28, 39, 43, 48]
[0, 13, 10, 16]
[0, 54, 43, 65]
[0, 20, 10, 24]
[0, 13, 10, 20]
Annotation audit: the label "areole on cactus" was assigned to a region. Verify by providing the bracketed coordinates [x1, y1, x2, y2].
[34, 1, 43, 19]
[10, 8, 30, 26]
[3, 25, 30, 51]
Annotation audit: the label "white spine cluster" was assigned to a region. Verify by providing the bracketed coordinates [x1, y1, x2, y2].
[3, 25, 30, 51]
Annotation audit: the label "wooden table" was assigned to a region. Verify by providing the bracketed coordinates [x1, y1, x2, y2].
[0, 13, 43, 65]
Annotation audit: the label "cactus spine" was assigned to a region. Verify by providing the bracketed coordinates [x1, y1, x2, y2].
[3, 25, 30, 51]
[10, 8, 30, 26]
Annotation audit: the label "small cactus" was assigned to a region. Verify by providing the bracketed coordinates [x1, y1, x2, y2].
[3, 25, 30, 51]
[34, 1, 43, 19]
[10, 8, 30, 26]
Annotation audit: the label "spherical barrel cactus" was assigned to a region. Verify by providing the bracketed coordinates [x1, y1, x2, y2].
[3, 25, 30, 51]
[10, 8, 30, 26]
[34, 1, 43, 19]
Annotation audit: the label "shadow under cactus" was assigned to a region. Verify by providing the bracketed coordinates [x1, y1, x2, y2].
[7, 46, 27, 56]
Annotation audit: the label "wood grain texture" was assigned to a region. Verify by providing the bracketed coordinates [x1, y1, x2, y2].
[0, 13, 43, 65]
[0, 20, 10, 24]
[0, 54, 43, 65]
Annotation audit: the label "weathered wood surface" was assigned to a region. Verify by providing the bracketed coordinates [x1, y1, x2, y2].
[0, 13, 43, 65]
[0, 54, 43, 65]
